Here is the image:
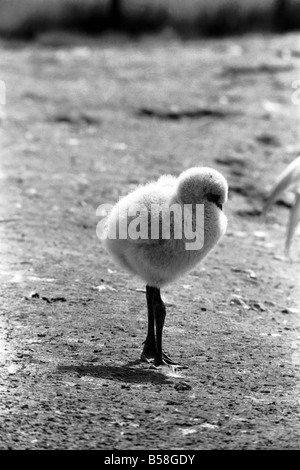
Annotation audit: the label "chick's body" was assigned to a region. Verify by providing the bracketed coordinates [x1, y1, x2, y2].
[103, 168, 228, 287]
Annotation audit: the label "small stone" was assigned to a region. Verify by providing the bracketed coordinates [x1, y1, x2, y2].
[174, 381, 192, 391]
[281, 307, 299, 315]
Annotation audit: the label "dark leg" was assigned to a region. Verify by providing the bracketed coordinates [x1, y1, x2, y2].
[141, 286, 184, 368]
[152, 287, 166, 366]
[141, 286, 157, 361]
[152, 288, 181, 367]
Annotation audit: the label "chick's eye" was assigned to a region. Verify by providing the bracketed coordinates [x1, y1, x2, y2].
[207, 193, 219, 204]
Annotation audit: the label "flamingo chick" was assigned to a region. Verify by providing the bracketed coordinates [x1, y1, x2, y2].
[102, 167, 228, 367]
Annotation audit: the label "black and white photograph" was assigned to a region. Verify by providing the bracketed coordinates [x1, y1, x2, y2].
[0, 0, 300, 452]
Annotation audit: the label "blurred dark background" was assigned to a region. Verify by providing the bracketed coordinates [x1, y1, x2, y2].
[0, 0, 300, 40]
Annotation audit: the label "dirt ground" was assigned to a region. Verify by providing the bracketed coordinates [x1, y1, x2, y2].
[0, 32, 300, 450]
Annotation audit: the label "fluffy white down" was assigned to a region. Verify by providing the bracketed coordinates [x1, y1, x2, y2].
[103, 168, 228, 287]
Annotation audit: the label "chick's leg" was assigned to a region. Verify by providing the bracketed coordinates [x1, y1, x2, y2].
[152, 288, 182, 367]
[141, 285, 157, 361]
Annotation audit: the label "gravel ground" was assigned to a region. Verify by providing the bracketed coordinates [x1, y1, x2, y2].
[0, 32, 300, 449]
